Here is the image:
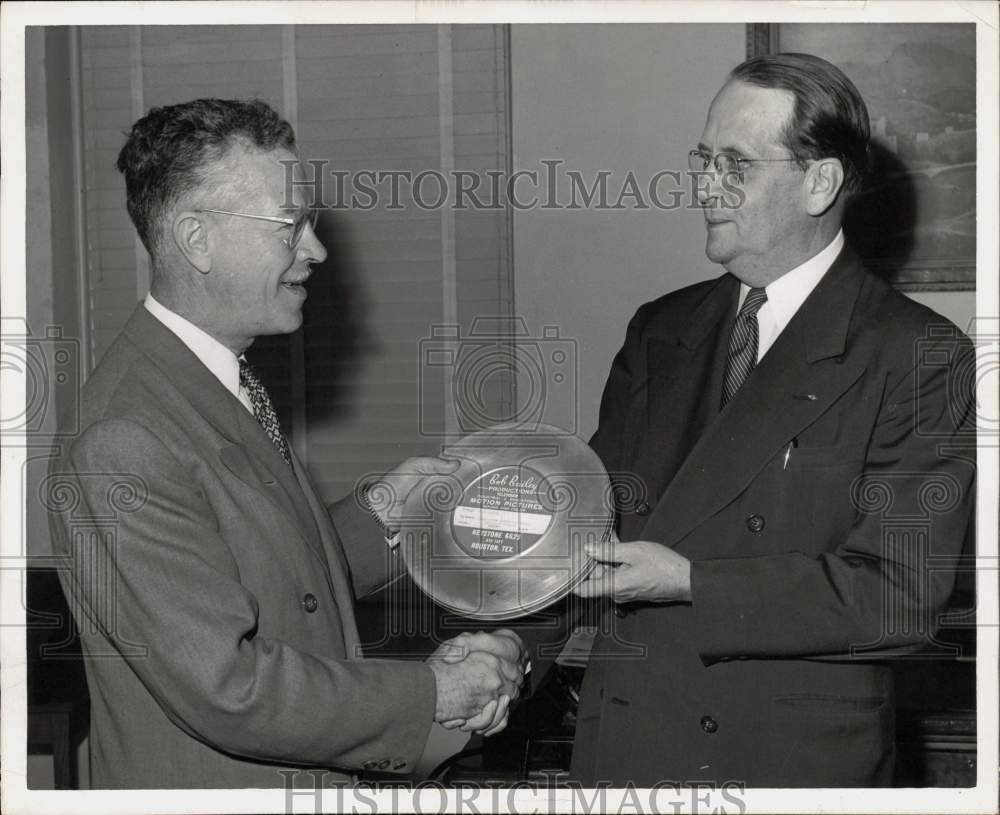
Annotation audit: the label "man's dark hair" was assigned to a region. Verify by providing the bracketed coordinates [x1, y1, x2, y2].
[116, 98, 295, 255]
[729, 52, 870, 195]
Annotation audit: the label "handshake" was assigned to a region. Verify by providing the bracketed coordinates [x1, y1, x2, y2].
[426, 628, 528, 737]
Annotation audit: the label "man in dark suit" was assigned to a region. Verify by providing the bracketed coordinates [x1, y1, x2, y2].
[47, 98, 524, 788]
[571, 53, 975, 787]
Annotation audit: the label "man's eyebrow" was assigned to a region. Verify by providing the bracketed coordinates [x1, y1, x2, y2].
[697, 141, 748, 156]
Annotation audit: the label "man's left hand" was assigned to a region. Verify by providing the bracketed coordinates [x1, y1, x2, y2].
[572, 539, 692, 603]
[365, 456, 461, 533]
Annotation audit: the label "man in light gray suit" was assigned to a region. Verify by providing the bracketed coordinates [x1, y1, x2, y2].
[49, 98, 523, 789]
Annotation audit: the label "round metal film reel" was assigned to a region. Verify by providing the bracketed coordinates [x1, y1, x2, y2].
[397, 423, 613, 620]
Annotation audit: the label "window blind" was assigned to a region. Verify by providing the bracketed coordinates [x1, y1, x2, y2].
[77, 24, 513, 504]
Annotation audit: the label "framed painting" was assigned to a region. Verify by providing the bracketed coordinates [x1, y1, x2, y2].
[747, 23, 976, 291]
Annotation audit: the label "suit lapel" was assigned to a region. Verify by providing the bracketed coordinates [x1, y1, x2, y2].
[227, 404, 326, 558]
[291, 451, 361, 657]
[123, 305, 326, 563]
[639, 247, 869, 549]
[627, 275, 737, 504]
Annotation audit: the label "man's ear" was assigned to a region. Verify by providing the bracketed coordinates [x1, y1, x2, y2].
[803, 158, 845, 216]
[172, 212, 212, 274]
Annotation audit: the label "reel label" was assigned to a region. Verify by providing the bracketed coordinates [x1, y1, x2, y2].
[451, 466, 552, 559]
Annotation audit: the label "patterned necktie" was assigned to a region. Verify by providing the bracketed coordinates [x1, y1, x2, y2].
[721, 287, 768, 408]
[238, 358, 292, 468]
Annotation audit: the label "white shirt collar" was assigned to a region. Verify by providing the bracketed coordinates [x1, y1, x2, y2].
[738, 229, 845, 361]
[144, 293, 242, 402]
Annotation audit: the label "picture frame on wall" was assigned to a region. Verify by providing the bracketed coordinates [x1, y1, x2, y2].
[747, 23, 976, 291]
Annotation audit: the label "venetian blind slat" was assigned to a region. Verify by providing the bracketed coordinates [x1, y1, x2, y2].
[77, 23, 512, 504]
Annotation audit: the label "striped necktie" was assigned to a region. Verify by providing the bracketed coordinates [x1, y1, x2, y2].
[238, 358, 292, 468]
[721, 287, 768, 408]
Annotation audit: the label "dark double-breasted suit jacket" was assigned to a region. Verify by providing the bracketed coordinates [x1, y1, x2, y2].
[48, 305, 435, 788]
[570, 247, 975, 787]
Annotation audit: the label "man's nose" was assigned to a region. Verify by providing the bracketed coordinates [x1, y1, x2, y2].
[298, 218, 327, 264]
[694, 168, 719, 206]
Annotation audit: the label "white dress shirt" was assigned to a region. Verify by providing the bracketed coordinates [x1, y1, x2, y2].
[738, 229, 845, 362]
[144, 294, 254, 414]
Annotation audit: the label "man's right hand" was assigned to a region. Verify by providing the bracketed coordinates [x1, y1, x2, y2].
[426, 633, 524, 727]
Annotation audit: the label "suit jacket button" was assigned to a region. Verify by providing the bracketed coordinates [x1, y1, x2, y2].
[302, 593, 319, 613]
[614, 604, 628, 619]
[393, 760, 407, 770]
[636, 501, 651, 516]
[746, 514, 765, 533]
[362, 759, 378, 770]
[700, 715, 719, 734]
[378, 759, 391, 769]
[846, 557, 863, 569]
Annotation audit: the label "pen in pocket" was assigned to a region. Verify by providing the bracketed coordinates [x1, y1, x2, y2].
[782, 438, 799, 470]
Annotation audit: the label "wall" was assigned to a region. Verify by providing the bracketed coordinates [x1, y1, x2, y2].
[510, 24, 977, 441]
[30, 24, 512, 512]
[25, 27, 83, 558]
[510, 24, 747, 440]
[907, 292, 975, 336]
[25, 27, 92, 790]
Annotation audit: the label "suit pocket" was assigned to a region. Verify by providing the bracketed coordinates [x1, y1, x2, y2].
[780, 441, 868, 544]
[773, 692, 889, 714]
[785, 441, 868, 469]
[768, 693, 895, 785]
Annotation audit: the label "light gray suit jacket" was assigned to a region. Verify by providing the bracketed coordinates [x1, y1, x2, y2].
[48, 304, 435, 788]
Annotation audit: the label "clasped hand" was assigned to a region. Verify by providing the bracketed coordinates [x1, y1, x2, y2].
[426, 629, 527, 737]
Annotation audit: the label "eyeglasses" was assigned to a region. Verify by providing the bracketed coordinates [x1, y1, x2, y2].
[196, 207, 319, 251]
[688, 149, 802, 181]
